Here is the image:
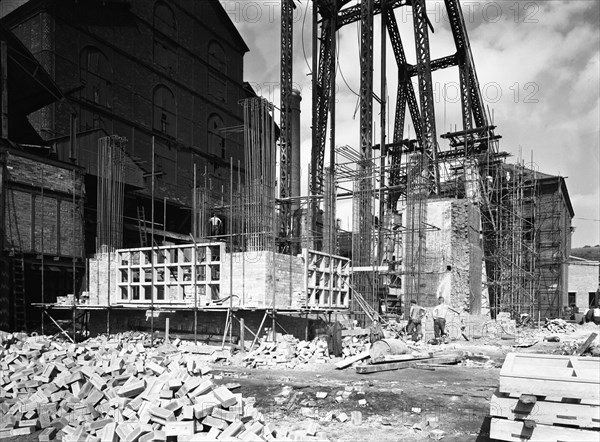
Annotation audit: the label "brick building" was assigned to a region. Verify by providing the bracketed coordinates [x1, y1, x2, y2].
[568, 258, 600, 311]
[0, 21, 85, 330]
[2, 0, 252, 254]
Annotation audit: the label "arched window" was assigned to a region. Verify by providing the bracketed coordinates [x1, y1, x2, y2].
[153, 85, 176, 137]
[208, 41, 227, 102]
[207, 114, 225, 159]
[80, 47, 112, 108]
[154, 1, 177, 38]
[208, 41, 226, 74]
[153, 2, 177, 73]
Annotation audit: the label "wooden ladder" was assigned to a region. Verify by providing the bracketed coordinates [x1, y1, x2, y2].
[137, 204, 148, 247]
[12, 255, 26, 331]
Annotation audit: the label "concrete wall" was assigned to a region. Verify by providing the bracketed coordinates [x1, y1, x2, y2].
[86, 251, 117, 306]
[86, 249, 307, 310]
[568, 261, 599, 309]
[220, 251, 305, 309]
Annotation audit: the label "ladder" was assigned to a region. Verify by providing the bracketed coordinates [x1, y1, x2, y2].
[137, 204, 148, 247]
[348, 281, 388, 327]
[13, 255, 26, 331]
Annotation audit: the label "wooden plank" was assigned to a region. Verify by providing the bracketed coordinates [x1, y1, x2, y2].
[491, 392, 600, 429]
[356, 355, 460, 374]
[335, 347, 371, 369]
[489, 417, 600, 442]
[576, 333, 598, 356]
[341, 328, 369, 337]
[371, 353, 432, 364]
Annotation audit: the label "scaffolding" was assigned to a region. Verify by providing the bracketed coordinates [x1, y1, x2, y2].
[191, 97, 276, 253]
[96, 136, 127, 252]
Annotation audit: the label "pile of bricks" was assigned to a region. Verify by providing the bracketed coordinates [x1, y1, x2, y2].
[341, 335, 370, 358]
[243, 336, 330, 368]
[544, 318, 577, 333]
[0, 332, 310, 441]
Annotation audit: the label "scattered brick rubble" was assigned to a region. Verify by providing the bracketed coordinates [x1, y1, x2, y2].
[243, 335, 331, 368]
[0, 332, 329, 441]
[543, 318, 578, 333]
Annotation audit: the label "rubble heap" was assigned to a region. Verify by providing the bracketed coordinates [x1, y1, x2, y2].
[243, 335, 330, 368]
[543, 319, 577, 333]
[0, 332, 323, 441]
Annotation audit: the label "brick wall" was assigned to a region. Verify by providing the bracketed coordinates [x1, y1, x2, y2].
[220, 251, 306, 309]
[6, 0, 249, 205]
[419, 199, 483, 312]
[568, 261, 599, 309]
[2, 151, 84, 257]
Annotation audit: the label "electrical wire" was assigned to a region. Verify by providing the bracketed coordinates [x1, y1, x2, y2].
[300, 0, 312, 73]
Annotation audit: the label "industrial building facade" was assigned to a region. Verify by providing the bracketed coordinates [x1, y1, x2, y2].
[1, 0, 255, 330]
[3, 0, 250, 250]
[1, 0, 575, 333]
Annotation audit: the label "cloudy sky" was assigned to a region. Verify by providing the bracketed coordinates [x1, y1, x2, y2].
[223, 0, 599, 247]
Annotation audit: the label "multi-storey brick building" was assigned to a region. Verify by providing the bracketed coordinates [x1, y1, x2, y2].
[2, 0, 251, 253]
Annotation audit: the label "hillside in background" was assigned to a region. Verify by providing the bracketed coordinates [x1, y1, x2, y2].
[571, 245, 600, 261]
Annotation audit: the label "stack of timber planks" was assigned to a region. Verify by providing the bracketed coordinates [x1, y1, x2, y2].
[490, 352, 600, 441]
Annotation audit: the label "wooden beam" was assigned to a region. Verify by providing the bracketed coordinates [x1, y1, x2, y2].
[576, 332, 598, 356]
[356, 354, 460, 374]
[491, 392, 600, 430]
[489, 417, 600, 442]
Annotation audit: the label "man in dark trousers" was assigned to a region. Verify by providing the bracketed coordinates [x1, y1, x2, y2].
[208, 213, 222, 237]
[432, 296, 460, 343]
[406, 299, 427, 342]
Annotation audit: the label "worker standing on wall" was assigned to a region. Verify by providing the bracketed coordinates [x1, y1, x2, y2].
[208, 213, 222, 237]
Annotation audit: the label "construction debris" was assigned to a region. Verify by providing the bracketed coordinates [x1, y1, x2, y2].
[0, 332, 328, 441]
[543, 318, 578, 333]
[243, 335, 331, 369]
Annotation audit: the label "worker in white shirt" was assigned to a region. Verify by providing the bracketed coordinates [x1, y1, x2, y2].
[208, 213, 222, 237]
[432, 296, 460, 342]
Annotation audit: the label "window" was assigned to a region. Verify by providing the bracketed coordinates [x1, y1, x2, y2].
[208, 41, 226, 73]
[568, 292, 576, 306]
[153, 85, 176, 137]
[153, 2, 177, 73]
[154, 2, 177, 38]
[80, 47, 112, 108]
[208, 41, 227, 101]
[207, 114, 225, 159]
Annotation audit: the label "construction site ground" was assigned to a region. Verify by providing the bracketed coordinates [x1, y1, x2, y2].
[3, 321, 598, 442]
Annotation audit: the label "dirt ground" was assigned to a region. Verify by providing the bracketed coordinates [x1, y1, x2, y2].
[213, 362, 498, 441]
[4, 324, 599, 442]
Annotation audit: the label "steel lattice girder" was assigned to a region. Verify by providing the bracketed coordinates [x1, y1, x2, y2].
[444, 0, 489, 130]
[411, 0, 439, 193]
[280, 0, 294, 239]
[385, 6, 422, 144]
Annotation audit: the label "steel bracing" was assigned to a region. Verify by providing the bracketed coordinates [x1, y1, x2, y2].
[279, 0, 294, 246]
[277, 1, 566, 320]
